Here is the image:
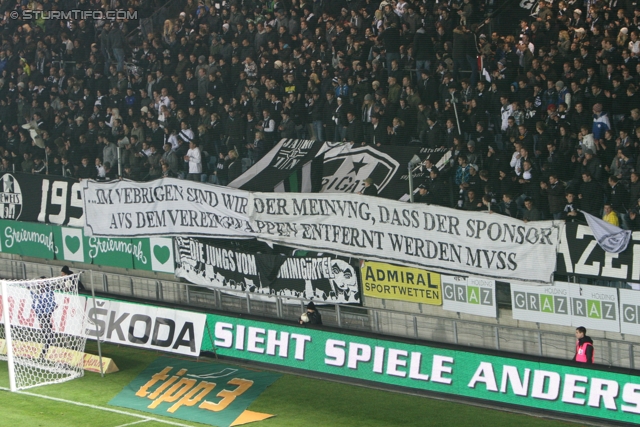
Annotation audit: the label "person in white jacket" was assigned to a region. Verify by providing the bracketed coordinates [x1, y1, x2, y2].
[184, 140, 202, 181]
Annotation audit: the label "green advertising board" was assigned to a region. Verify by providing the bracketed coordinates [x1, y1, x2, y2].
[203, 313, 640, 425]
[0, 220, 56, 259]
[109, 357, 280, 427]
[0, 219, 174, 274]
[132, 237, 175, 273]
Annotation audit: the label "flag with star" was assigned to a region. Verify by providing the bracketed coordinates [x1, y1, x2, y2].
[317, 143, 447, 199]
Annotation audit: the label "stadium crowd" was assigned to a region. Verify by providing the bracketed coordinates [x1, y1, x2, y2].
[2, 0, 640, 228]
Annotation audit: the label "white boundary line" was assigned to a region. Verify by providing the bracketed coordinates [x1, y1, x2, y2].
[114, 420, 151, 427]
[0, 386, 196, 427]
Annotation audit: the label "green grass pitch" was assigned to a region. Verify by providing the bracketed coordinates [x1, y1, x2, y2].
[0, 341, 575, 427]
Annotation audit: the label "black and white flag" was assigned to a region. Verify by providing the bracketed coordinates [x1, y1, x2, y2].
[582, 211, 631, 254]
[228, 138, 324, 192]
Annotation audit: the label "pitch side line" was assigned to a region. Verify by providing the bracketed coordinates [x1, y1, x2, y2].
[0, 387, 196, 427]
[114, 420, 151, 427]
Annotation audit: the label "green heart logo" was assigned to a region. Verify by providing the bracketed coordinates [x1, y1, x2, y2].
[153, 245, 170, 264]
[65, 235, 81, 254]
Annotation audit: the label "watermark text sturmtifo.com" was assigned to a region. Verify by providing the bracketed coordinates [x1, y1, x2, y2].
[12, 10, 137, 20]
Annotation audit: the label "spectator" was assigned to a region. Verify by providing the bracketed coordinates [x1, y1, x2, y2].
[561, 192, 582, 222]
[579, 171, 604, 217]
[573, 327, 594, 364]
[603, 203, 620, 226]
[414, 184, 429, 203]
[299, 301, 322, 325]
[540, 174, 566, 220]
[184, 140, 202, 181]
[522, 197, 542, 222]
[360, 178, 378, 196]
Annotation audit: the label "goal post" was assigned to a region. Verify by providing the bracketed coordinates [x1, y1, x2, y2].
[0, 274, 88, 391]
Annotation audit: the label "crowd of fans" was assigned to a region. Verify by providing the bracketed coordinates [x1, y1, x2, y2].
[3, 0, 640, 228]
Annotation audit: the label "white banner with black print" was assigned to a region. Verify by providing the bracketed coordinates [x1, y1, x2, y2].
[82, 178, 252, 238]
[249, 193, 563, 283]
[84, 179, 563, 283]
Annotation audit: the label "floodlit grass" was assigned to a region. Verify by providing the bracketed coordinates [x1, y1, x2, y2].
[0, 342, 575, 427]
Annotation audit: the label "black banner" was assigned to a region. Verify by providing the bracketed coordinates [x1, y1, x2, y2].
[228, 138, 324, 192]
[174, 237, 361, 304]
[320, 144, 449, 200]
[556, 222, 638, 282]
[0, 173, 84, 226]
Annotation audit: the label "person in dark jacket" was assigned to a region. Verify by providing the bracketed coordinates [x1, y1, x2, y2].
[360, 178, 378, 196]
[61, 266, 85, 291]
[425, 115, 445, 148]
[414, 184, 430, 203]
[540, 174, 566, 219]
[500, 193, 518, 218]
[77, 156, 97, 179]
[109, 25, 126, 72]
[579, 171, 604, 217]
[608, 175, 629, 216]
[522, 197, 542, 222]
[344, 112, 364, 145]
[299, 301, 322, 325]
[364, 114, 388, 146]
[278, 111, 296, 139]
[226, 149, 243, 183]
[428, 168, 450, 207]
[573, 326, 594, 364]
[561, 192, 584, 222]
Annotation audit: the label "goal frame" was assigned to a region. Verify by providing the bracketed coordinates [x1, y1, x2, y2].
[0, 274, 88, 391]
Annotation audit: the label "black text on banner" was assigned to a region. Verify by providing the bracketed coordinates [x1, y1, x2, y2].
[82, 179, 253, 238]
[250, 193, 562, 283]
[85, 299, 206, 356]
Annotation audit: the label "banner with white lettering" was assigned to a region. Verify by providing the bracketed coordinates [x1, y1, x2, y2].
[82, 179, 252, 238]
[85, 299, 206, 356]
[0, 173, 84, 226]
[557, 222, 639, 282]
[619, 288, 640, 336]
[511, 282, 620, 332]
[250, 193, 562, 283]
[441, 275, 497, 318]
[228, 138, 324, 192]
[318, 143, 450, 200]
[231, 142, 450, 201]
[174, 237, 360, 304]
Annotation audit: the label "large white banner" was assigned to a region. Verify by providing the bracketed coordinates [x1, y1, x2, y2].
[82, 179, 252, 238]
[85, 299, 206, 356]
[441, 275, 497, 318]
[249, 192, 562, 283]
[511, 282, 620, 332]
[83, 179, 563, 283]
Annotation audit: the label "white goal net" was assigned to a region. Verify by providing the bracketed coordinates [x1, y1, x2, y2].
[0, 274, 87, 391]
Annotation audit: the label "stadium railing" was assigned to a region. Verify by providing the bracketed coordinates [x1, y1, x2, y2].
[1, 257, 638, 370]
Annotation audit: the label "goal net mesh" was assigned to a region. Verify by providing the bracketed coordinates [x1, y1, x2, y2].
[0, 274, 87, 390]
